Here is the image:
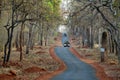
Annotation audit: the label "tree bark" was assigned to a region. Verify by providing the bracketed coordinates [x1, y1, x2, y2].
[26, 24, 32, 54]
[15, 31, 19, 51]
[20, 23, 24, 61]
[3, 29, 10, 64]
[40, 23, 43, 46]
[6, 27, 14, 62]
[45, 26, 49, 46]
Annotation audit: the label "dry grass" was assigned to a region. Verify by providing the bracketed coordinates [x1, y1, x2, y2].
[0, 46, 60, 80]
[70, 36, 120, 79]
[75, 47, 120, 79]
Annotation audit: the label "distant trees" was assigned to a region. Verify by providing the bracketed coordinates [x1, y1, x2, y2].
[68, 0, 120, 62]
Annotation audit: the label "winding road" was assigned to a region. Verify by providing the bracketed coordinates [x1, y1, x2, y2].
[51, 33, 98, 80]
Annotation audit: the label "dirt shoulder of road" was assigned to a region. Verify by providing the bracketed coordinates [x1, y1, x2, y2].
[35, 46, 66, 80]
[70, 48, 120, 80]
[0, 45, 64, 80]
[70, 37, 120, 80]
[70, 48, 112, 80]
[0, 37, 65, 80]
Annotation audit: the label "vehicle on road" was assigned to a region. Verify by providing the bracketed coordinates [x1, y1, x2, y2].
[63, 41, 70, 47]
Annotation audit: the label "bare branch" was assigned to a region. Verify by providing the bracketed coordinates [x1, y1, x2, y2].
[94, 6, 117, 30]
[14, 0, 24, 10]
[71, 2, 91, 17]
[80, 3, 91, 11]
[15, 18, 39, 23]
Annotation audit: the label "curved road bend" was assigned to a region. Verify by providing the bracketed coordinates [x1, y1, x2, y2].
[51, 47, 98, 80]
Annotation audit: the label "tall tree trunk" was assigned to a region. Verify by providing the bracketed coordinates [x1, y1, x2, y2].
[20, 23, 24, 61]
[101, 32, 107, 62]
[82, 27, 86, 47]
[6, 0, 15, 62]
[15, 31, 19, 51]
[114, 31, 120, 63]
[90, 24, 94, 49]
[26, 25, 32, 54]
[3, 29, 10, 64]
[40, 23, 43, 46]
[6, 27, 14, 62]
[45, 26, 49, 46]
[3, 0, 14, 64]
[86, 28, 90, 47]
[109, 34, 112, 53]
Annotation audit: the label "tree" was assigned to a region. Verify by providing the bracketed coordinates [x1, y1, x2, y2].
[2, 0, 37, 64]
[68, 0, 120, 62]
[1, 0, 62, 64]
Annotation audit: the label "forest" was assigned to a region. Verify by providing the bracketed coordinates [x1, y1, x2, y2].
[67, 0, 120, 63]
[0, 0, 62, 64]
[0, 0, 120, 80]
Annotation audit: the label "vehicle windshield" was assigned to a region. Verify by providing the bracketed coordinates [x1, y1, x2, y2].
[64, 41, 70, 44]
